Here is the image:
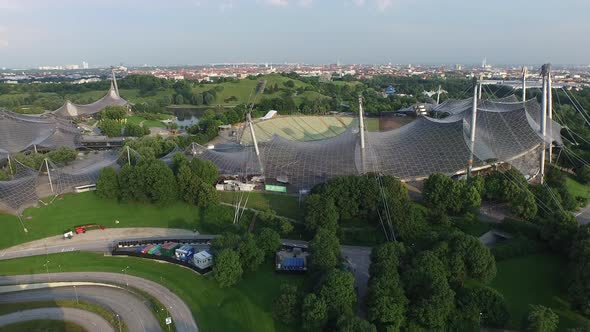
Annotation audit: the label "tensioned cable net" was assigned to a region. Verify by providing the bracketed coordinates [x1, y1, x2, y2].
[192, 96, 562, 191]
[0, 149, 133, 214]
[0, 160, 39, 213]
[0, 110, 80, 154]
[0, 95, 563, 212]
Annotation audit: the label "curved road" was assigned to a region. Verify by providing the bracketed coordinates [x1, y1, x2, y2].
[0, 307, 114, 332]
[0, 273, 198, 332]
[0, 286, 159, 332]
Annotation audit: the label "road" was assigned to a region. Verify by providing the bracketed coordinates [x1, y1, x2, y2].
[0, 307, 114, 332]
[0, 285, 159, 332]
[0, 228, 373, 318]
[0, 273, 198, 332]
[0, 227, 199, 260]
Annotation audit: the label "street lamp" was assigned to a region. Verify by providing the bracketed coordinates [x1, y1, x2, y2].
[121, 266, 130, 288]
[43, 260, 50, 282]
[478, 312, 483, 329]
[73, 285, 79, 305]
[115, 314, 122, 332]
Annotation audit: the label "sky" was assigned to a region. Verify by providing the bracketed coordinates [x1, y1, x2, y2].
[0, 0, 589, 68]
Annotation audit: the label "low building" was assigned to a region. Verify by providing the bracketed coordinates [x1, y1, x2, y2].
[276, 247, 308, 272]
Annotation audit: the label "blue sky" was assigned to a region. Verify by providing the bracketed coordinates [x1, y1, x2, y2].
[0, 0, 588, 68]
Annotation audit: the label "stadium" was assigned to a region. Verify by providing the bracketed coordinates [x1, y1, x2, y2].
[0, 74, 562, 214]
[190, 96, 561, 192]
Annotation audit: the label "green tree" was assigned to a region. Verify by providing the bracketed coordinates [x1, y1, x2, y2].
[96, 167, 119, 200]
[190, 158, 219, 185]
[117, 164, 147, 202]
[526, 305, 559, 332]
[367, 242, 407, 331]
[301, 293, 328, 331]
[456, 286, 509, 328]
[139, 159, 178, 205]
[304, 194, 339, 233]
[403, 251, 455, 329]
[577, 165, 590, 184]
[195, 179, 219, 207]
[336, 314, 377, 332]
[273, 284, 301, 324]
[98, 119, 123, 137]
[99, 106, 127, 120]
[171, 153, 189, 175]
[124, 123, 148, 137]
[237, 233, 265, 272]
[213, 249, 243, 288]
[318, 269, 356, 318]
[423, 173, 454, 212]
[309, 228, 341, 272]
[175, 94, 184, 105]
[257, 228, 281, 258]
[176, 164, 194, 203]
[47, 147, 77, 165]
[511, 189, 538, 220]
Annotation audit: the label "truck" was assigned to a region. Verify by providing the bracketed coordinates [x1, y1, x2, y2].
[74, 224, 105, 234]
[141, 244, 155, 254]
[160, 242, 181, 257]
[175, 245, 195, 262]
[147, 244, 162, 255]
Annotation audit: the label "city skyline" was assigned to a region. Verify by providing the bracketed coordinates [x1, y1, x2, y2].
[0, 0, 589, 67]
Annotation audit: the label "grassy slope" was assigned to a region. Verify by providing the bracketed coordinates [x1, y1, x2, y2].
[126, 113, 172, 128]
[0, 320, 86, 332]
[0, 300, 128, 332]
[490, 254, 589, 331]
[566, 175, 590, 200]
[192, 74, 328, 107]
[218, 191, 304, 220]
[0, 252, 304, 332]
[0, 192, 234, 249]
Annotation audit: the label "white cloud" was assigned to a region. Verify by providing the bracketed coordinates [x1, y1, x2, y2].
[376, 0, 394, 10]
[353, 0, 366, 6]
[0, 27, 8, 48]
[298, 0, 313, 7]
[268, 0, 289, 5]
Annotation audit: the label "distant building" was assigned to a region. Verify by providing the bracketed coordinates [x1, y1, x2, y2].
[384, 86, 396, 95]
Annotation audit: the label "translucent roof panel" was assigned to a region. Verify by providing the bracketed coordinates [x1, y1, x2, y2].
[0, 111, 80, 153]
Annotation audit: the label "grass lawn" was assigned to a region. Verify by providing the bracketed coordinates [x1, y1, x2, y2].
[218, 191, 304, 220]
[490, 254, 590, 331]
[191, 74, 325, 107]
[0, 252, 304, 332]
[566, 176, 590, 200]
[453, 217, 493, 237]
[12, 105, 45, 114]
[0, 192, 235, 250]
[126, 114, 172, 128]
[364, 118, 380, 132]
[0, 320, 85, 332]
[0, 300, 128, 332]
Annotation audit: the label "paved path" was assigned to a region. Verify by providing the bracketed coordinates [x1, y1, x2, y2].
[0, 227, 199, 260]
[0, 307, 114, 332]
[0, 285, 159, 332]
[0, 273, 197, 332]
[576, 204, 590, 225]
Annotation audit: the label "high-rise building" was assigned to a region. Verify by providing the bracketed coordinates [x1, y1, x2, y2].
[82, 61, 89, 69]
